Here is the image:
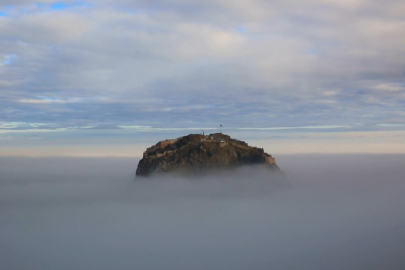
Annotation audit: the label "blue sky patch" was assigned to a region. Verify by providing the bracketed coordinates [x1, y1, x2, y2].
[3, 54, 16, 65]
[50, 1, 92, 10]
[236, 27, 246, 33]
[0, 5, 14, 17]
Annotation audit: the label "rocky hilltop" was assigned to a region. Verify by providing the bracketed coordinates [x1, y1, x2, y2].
[136, 133, 282, 177]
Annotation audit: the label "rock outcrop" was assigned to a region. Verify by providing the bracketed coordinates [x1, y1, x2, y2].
[136, 133, 283, 177]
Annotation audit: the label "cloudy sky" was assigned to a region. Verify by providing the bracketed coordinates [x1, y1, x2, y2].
[1, 0, 405, 156]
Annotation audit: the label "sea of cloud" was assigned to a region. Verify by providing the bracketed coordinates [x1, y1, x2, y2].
[1, 154, 405, 270]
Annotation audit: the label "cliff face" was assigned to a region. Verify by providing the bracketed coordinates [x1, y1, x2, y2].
[136, 133, 282, 177]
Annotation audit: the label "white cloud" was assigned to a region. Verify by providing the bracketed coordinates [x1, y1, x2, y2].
[0, 0, 404, 150]
[17, 97, 84, 104]
[0, 11, 93, 43]
[372, 83, 405, 92]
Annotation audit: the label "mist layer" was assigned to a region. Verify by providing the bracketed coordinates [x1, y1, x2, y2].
[1, 155, 404, 270]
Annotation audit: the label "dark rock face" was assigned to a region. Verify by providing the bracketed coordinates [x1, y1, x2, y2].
[136, 133, 282, 177]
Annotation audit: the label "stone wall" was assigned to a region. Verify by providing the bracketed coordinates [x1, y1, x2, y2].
[160, 139, 178, 149]
[265, 156, 276, 164]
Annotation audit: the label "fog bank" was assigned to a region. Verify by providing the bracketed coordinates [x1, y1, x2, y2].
[1, 155, 404, 270]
